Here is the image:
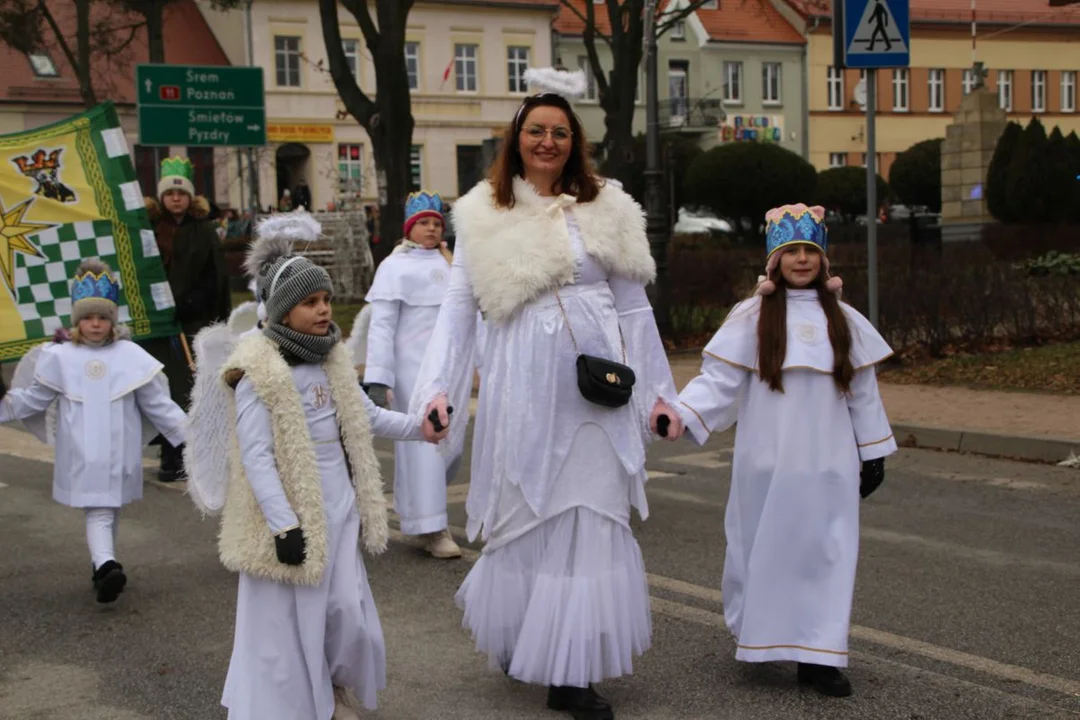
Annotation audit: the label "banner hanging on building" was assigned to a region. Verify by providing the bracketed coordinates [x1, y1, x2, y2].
[0, 102, 177, 361]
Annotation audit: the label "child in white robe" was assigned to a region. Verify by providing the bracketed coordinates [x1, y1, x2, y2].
[675, 204, 895, 698]
[189, 212, 428, 720]
[0, 259, 187, 603]
[364, 190, 472, 559]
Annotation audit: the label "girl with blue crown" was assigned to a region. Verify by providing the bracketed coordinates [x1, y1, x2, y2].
[0, 259, 187, 603]
[674, 204, 895, 698]
[354, 190, 475, 559]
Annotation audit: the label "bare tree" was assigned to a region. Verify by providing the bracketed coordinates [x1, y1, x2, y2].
[318, 0, 414, 265]
[110, 0, 243, 64]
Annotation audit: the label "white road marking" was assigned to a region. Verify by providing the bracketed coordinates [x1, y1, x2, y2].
[663, 451, 731, 470]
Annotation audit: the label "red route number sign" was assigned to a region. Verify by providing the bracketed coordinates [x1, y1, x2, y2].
[159, 85, 180, 101]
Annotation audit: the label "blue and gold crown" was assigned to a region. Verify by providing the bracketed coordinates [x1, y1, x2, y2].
[765, 204, 827, 260]
[405, 190, 444, 224]
[71, 267, 120, 306]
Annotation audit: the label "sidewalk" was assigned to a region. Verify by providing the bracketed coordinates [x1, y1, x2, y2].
[668, 353, 1080, 463]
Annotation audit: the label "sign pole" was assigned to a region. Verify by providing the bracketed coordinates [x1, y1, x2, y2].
[865, 71, 879, 327]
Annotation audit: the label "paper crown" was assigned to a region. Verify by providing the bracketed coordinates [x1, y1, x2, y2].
[405, 191, 444, 223]
[71, 266, 120, 306]
[160, 155, 194, 181]
[765, 204, 827, 259]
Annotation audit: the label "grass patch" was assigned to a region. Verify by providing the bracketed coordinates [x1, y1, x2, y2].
[880, 341, 1080, 394]
[230, 292, 365, 337]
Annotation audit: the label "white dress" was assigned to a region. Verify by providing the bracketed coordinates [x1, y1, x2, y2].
[222, 363, 420, 720]
[0, 340, 185, 508]
[412, 211, 677, 687]
[676, 290, 896, 668]
[364, 246, 472, 535]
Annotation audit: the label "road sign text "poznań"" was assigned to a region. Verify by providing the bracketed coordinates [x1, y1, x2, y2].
[136, 65, 267, 147]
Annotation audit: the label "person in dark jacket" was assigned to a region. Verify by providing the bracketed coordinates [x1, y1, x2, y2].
[141, 156, 231, 481]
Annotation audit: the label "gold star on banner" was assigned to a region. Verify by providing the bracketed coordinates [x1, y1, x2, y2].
[0, 197, 51, 298]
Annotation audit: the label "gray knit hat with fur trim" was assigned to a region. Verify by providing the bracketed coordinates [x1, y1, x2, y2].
[243, 210, 332, 324]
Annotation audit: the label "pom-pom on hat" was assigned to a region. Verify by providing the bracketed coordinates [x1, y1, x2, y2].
[403, 190, 445, 238]
[756, 204, 842, 296]
[70, 258, 120, 325]
[243, 210, 333, 325]
[158, 156, 195, 200]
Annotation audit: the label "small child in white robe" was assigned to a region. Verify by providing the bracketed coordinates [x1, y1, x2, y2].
[189, 213, 429, 720]
[675, 204, 895, 698]
[0, 259, 187, 603]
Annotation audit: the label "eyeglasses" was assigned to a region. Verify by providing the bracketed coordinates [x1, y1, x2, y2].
[522, 124, 573, 143]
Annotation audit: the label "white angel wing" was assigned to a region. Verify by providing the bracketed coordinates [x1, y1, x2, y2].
[228, 301, 260, 337]
[10, 343, 56, 445]
[183, 324, 238, 515]
[345, 304, 373, 367]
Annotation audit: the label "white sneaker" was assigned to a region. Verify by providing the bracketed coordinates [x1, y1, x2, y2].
[424, 529, 462, 559]
[332, 686, 362, 720]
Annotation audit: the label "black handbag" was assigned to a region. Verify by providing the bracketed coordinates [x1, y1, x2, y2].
[555, 289, 635, 408]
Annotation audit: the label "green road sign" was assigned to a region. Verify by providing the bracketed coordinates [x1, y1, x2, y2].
[136, 65, 266, 147]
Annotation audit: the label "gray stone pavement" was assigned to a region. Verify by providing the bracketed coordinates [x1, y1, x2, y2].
[1, 425, 1079, 719]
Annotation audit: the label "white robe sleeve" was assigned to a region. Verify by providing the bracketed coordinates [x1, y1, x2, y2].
[234, 377, 300, 534]
[0, 378, 58, 424]
[363, 299, 400, 388]
[608, 274, 678, 438]
[361, 389, 422, 441]
[846, 366, 898, 461]
[676, 350, 749, 446]
[134, 375, 187, 448]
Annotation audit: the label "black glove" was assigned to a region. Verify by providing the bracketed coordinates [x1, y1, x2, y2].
[859, 458, 885, 499]
[367, 383, 390, 408]
[274, 527, 306, 565]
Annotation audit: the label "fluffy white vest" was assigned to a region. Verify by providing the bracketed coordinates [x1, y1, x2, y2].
[451, 177, 656, 324]
[218, 334, 388, 586]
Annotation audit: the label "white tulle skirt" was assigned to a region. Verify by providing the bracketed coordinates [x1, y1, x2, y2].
[455, 423, 652, 688]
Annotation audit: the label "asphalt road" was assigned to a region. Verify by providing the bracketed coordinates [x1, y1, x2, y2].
[1, 424, 1078, 720]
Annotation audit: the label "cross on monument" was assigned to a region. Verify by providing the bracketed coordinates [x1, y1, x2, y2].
[971, 61, 988, 90]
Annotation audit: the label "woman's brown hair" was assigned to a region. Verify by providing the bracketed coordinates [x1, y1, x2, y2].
[756, 256, 854, 394]
[489, 94, 601, 208]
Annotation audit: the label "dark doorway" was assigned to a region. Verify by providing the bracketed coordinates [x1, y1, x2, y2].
[456, 145, 484, 196]
[275, 143, 311, 204]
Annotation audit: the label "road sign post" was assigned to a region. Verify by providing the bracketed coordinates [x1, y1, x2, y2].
[136, 65, 267, 147]
[836, 0, 910, 329]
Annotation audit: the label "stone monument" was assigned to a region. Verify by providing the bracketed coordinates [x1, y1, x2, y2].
[940, 62, 1007, 238]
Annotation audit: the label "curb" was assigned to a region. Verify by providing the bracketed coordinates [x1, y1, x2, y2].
[893, 424, 1080, 465]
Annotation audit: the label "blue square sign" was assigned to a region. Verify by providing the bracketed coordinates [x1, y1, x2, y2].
[843, 0, 910, 69]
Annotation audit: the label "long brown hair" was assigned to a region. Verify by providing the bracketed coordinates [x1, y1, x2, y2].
[756, 269, 854, 394]
[489, 94, 601, 208]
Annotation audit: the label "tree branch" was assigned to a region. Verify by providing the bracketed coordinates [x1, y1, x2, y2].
[318, 0, 376, 127]
[37, 0, 80, 81]
[341, 0, 379, 52]
[556, 0, 610, 43]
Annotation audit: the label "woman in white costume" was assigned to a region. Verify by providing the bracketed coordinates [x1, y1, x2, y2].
[363, 190, 472, 559]
[184, 212, 429, 720]
[0, 259, 186, 603]
[675, 204, 895, 698]
[415, 68, 682, 720]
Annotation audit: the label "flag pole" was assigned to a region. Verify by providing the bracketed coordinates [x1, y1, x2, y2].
[178, 332, 195, 372]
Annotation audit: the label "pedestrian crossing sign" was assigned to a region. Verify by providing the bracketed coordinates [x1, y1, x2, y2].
[842, 0, 910, 69]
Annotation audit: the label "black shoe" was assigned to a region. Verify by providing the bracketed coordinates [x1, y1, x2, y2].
[797, 662, 852, 697]
[547, 685, 614, 720]
[158, 442, 185, 482]
[91, 560, 127, 603]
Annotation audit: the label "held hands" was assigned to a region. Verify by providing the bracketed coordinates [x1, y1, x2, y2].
[859, 458, 886, 499]
[422, 395, 451, 443]
[274, 527, 306, 565]
[650, 399, 684, 441]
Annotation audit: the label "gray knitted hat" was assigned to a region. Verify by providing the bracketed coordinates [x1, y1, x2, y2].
[243, 210, 332, 324]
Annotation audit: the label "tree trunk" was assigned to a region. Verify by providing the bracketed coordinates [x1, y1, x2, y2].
[75, 0, 97, 107]
[601, 100, 636, 187]
[144, 0, 165, 63]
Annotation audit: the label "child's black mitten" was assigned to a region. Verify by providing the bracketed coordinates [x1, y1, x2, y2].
[275, 527, 306, 565]
[859, 458, 886, 499]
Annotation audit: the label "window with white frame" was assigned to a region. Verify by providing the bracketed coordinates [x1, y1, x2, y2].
[507, 46, 529, 93]
[762, 62, 781, 104]
[342, 39, 360, 79]
[337, 144, 363, 196]
[455, 44, 478, 92]
[699, 0, 718, 7]
[405, 42, 419, 90]
[1032, 70, 1046, 112]
[829, 153, 847, 168]
[671, 20, 686, 40]
[998, 70, 1013, 111]
[723, 61, 742, 103]
[577, 56, 598, 100]
[928, 69, 944, 112]
[27, 51, 59, 77]
[410, 146, 423, 191]
[827, 66, 844, 111]
[1063, 71, 1077, 113]
[275, 36, 301, 87]
[962, 69, 976, 95]
[861, 152, 880, 168]
[669, 62, 689, 119]
[892, 69, 909, 111]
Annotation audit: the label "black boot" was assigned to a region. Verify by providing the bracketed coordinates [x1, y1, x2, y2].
[158, 441, 185, 482]
[797, 662, 852, 697]
[91, 560, 127, 603]
[547, 685, 614, 720]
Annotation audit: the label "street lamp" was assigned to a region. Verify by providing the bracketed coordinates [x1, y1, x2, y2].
[643, 0, 672, 336]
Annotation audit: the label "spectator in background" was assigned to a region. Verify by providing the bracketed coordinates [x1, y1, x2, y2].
[293, 180, 312, 211]
[278, 189, 292, 213]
